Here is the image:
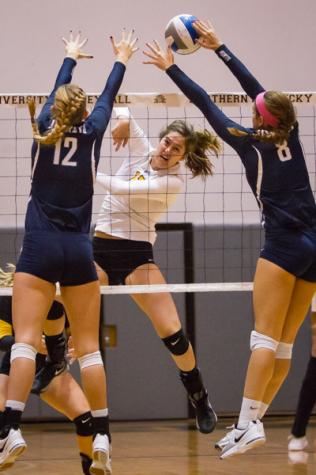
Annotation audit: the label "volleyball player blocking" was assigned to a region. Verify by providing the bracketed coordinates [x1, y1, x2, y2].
[0, 30, 137, 475]
[144, 20, 316, 458]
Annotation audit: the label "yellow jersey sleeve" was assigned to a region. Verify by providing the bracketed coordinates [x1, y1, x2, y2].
[0, 319, 13, 339]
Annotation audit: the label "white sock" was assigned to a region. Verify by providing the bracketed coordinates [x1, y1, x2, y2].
[91, 408, 108, 418]
[258, 402, 269, 419]
[6, 400, 25, 412]
[237, 397, 260, 428]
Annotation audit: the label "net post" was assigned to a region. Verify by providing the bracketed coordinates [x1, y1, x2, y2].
[156, 222, 196, 419]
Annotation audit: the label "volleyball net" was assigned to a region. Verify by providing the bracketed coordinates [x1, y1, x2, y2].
[0, 92, 315, 295]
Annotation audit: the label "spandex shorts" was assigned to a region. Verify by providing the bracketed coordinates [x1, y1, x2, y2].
[93, 237, 154, 285]
[261, 227, 316, 282]
[16, 231, 97, 286]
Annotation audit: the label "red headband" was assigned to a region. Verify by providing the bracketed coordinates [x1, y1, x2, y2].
[255, 92, 279, 128]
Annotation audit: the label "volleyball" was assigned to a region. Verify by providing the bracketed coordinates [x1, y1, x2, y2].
[165, 14, 200, 55]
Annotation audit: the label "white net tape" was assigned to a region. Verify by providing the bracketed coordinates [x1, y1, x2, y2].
[0, 282, 254, 296]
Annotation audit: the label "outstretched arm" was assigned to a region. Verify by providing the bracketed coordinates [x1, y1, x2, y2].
[96, 172, 182, 201]
[87, 30, 138, 136]
[143, 41, 248, 149]
[37, 32, 92, 129]
[193, 20, 264, 99]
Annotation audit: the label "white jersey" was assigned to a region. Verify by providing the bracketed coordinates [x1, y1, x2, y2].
[95, 108, 184, 244]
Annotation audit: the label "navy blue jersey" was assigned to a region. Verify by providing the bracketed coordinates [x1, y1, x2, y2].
[26, 58, 126, 233]
[166, 46, 316, 231]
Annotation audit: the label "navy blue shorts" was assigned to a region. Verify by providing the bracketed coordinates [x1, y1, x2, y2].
[261, 228, 316, 282]
[16, 231, 98, 286]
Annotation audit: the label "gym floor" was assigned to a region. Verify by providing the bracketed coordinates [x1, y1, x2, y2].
[5, 417, 316, 474]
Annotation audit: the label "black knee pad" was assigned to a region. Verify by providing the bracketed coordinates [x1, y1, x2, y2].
[74, 411, 94, 436]
[162, 329, 190, 356]
[45, 332, 66, 363]
[47, 301, 64, 320]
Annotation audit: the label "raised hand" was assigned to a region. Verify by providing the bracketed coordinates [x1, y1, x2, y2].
[62, 31, 93, 60]
[143, 40, 174, 71]
[193, 20, 223, 50]
[110, 29, 138, 65]
[112, 118, 130, 151]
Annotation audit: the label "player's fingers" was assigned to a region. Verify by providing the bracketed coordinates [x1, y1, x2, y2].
[194, 21, 207, 34]
[115, 139, 123, 151]
[79, 37, 88, 48]
[127, 29, 134, 42]
[79, 52, 94, 59]
[109, 35, 116, 48]
[143, 50, 157, 60]
[153, 39, 161, 50]
[145, 42, 159, 54]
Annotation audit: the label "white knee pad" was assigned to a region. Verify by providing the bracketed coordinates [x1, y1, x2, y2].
[275, 342, 293, 359]
[10, 343, 37, 363]
[78, 351, 103, 370]
[250, 330, 279, 352]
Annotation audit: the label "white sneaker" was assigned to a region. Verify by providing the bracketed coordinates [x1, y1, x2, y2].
[220, 420, 266, 459]
[288, 435, 308, 451]
[288, 450, 309, 465]
[215, 425, 234, 450]
[90, 433, 112, 475]
[0, 428, 27, 469]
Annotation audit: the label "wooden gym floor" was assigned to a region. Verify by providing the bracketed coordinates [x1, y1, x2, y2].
[5, 416, 316, 474]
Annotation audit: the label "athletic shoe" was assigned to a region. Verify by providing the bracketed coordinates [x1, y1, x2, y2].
[0, 428, 27, 470]
[189, 391, 217, 434]
[31, 359, 67, 394]
[288, 450, 309, 465]
[288, 435, 308, 451]
[214, 424, 234, 450]
[90, 433, 112, 475]
[220, 420, 266, 459]
[216, 421, 265, 451]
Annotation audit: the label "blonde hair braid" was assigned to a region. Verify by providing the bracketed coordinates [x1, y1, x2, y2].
[28, 84, 87, 146]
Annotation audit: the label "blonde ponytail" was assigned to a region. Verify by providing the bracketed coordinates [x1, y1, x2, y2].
[0, 263, 16, 287]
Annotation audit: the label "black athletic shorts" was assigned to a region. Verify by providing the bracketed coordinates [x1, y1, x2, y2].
[93, 237, 155, 285]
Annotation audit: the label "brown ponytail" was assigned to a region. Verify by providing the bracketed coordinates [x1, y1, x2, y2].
[159, 120, 221, 178]
[28, 84, 87, 146]
[228, 91, 296, 145]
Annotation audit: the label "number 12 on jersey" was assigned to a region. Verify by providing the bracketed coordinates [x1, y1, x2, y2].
[53, 137, 78, 167]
